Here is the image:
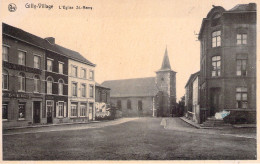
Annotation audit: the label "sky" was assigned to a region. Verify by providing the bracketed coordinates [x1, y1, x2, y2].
[1, 0, 257, 101]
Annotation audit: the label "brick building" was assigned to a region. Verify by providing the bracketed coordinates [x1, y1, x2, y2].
[2, 23, 46, 128]
[2, 23, 96, 127]
[198, 3, 256, 123]
[102, 48, 176, 117]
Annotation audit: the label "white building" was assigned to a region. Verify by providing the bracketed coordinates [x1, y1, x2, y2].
[68, 58, 96, 122]
[192, 74, 200, 123]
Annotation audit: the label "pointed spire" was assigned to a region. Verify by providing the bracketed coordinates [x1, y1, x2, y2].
[160, 47, 171, 70]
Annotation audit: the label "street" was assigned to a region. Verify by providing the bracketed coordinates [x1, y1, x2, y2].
[3, 117, 256, 160]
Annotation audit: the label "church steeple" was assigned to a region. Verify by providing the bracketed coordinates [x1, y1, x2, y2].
[160, 47, 172, 71]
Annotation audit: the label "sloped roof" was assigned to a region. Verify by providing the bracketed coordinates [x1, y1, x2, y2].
[95, 82, 110, 89]
[102, 77, 159, 97]
[160, 48, 171, 70]
[2, 23, 95, 66]
[229, 3, 256, 12]
[185, 71, 199, 88]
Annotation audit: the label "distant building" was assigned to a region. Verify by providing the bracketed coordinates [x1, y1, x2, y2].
[198, 3, 256, 123]
[102, 48, 176, 117]
[95, 82, 110, 104]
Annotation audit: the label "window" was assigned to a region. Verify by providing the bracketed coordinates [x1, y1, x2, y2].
[80, 104, 86, 117]
[212, 31, 221, 47]
[57, 102, 64, 117]
[236, 87, 248, 109]
[237, 33, 247, 45]
[71, 66, 77, 77]
[89, 71, 94, 80]
[18, 103, 26, 120]
[212, 56, 221, 77]
[34, 56, 40, 69]
[127, 100, 131, 109]
[89, 85, 94, 98]
[2, 103, 8, 120]
[81, 69, 86, 78]
[72, 82, 78, 96]
[138, 100, 143, 111]
[34, 75, 40, 93]
[59, 62, 64, 74]
[2, 46, 9, 62]
[81, 84, 86, 97]
[2, 70, 8, 90]
[47, 77, 53, 94]
[237, 59, 247, 76]
[18, 72, 26, 91]
[71, 103, 78, 117]
[45, 101, 53, 118]
[47, 59, 53, 72]
[117, 100, 122, 109]
[18, 51, 26, 65]
[58, 79, 64, 95]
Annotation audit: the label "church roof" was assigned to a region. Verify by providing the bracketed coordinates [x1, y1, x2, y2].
[101, 77, 159, 97]
[157, 47, 175, 72]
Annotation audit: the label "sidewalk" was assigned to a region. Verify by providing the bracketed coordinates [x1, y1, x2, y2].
[180, 116, 256, 129]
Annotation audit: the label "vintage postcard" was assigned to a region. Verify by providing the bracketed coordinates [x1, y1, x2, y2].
[0, 0, 258, 162]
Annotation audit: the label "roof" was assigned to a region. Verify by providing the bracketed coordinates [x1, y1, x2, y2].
[95, 82, 110, 90]
[185, 71, 199, 88]
[2, 23, 95, 66]
[229, 3, 256, 12]
[102, 77, 159, 97]
[157, 47, 176, 73]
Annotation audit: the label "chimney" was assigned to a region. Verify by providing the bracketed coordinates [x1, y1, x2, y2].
[45, 37, 55, 44]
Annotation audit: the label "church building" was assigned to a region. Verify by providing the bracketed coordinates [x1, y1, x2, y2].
[102, 48, 176, 117]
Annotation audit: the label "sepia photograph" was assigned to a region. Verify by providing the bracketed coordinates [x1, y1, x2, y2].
[0, 0, 257, 161]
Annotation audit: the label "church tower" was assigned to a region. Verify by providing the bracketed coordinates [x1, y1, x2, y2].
[156, 47, 176, 116]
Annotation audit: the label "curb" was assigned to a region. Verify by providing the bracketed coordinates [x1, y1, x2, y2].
[179, 117, 201, 129]
[3, 119, 112, 131]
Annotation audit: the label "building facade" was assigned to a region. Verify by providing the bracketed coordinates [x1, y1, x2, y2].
[198, 3, 256, 123]
[68, 58, 96, 122]
[2, 23, 96, 128]
[2, 23, 46, 128]
[102, 48, 176, 117]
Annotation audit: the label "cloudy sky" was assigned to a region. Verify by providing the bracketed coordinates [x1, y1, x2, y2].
[1, 0, 256, 101]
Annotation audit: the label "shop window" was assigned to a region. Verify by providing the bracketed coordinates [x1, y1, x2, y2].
[47, 76, 53, 94]
[2, 103, 8, 120]
[58, 79, 64, 95]
[80, 104, 86, 117]
[212, 31, 221, 47]
[18, 72, 26, 91]
[18, 103, 26, 120]
[57, 102, 64, 117]
[18, 51, 26, 65]
[34, 55, 40, 69]
[211, 56, 221, 77]
[2, 69, 8, 90]
[127, 100, 131, 109]
[236, 87, 248, 109]
[71, 103, 78, 117]
[2, 46, 9, 62]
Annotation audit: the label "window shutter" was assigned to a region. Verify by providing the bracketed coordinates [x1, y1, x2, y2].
[56, 102, 59, 117]
[64, 102, 67, 117]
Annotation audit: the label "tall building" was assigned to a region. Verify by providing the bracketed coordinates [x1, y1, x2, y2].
[102, 48, 176, 117]
[198, 3, 256, 123]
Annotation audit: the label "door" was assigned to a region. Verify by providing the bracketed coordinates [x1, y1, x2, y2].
[210, 88, 221, 116]
[89, 103, 93, 120]
[46, 101, 53, 123]
[138, 100, 143, 117]
[33, 101, 41, 123]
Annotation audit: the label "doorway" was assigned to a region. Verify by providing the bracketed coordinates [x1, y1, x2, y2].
[33, 101, 41, 123]
[210, 88, 221, 116]
[46, 101, 53, 123]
